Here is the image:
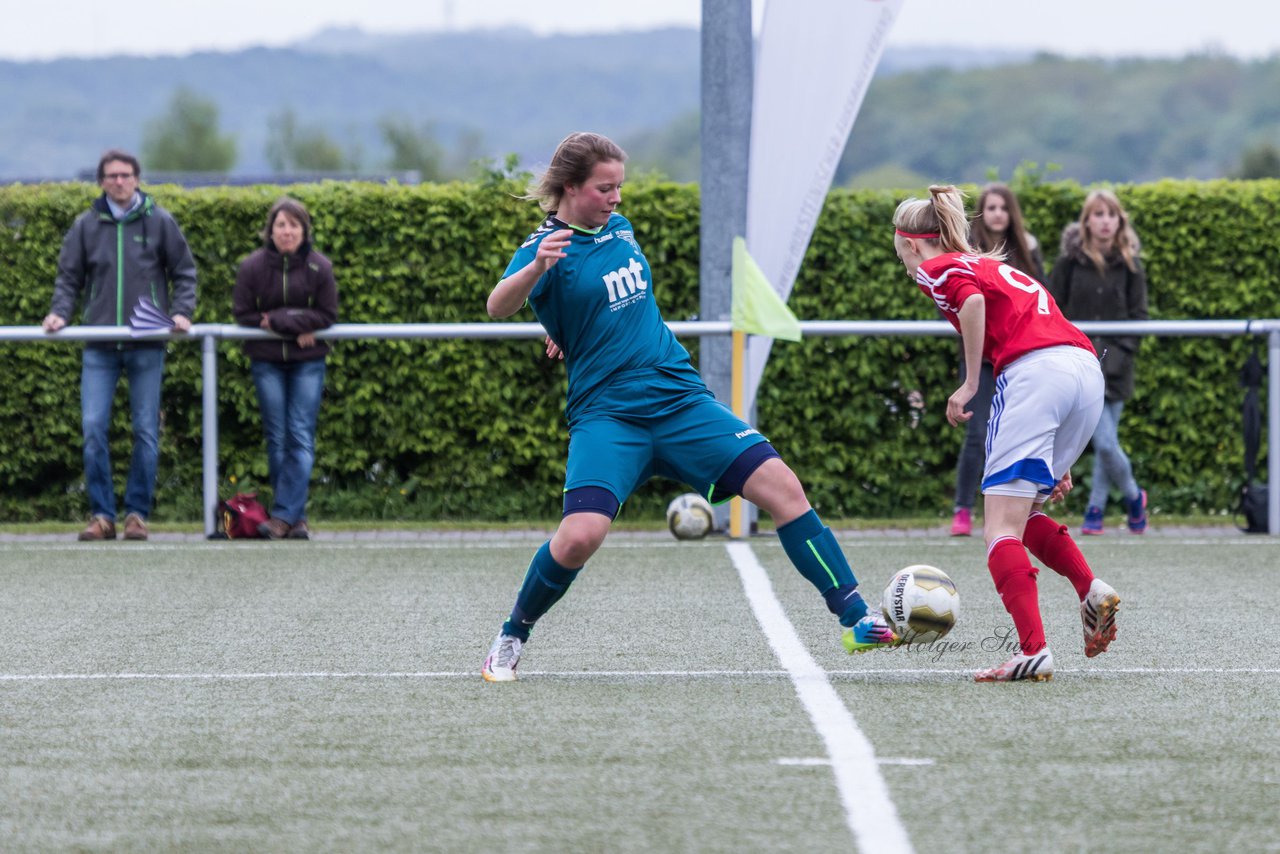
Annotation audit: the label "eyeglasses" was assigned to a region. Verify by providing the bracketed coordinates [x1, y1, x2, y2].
[102, 172, 136, 181]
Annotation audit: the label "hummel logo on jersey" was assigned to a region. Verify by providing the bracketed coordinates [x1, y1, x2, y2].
[593, 232, 614, 244]
[602, 257, 648, 304]
[520, 217, 560, 249]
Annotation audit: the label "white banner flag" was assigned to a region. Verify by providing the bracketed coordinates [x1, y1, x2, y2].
[744, 0, 904, 413]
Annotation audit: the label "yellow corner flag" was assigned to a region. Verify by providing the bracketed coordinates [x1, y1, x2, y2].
[731, 237, 801, 342]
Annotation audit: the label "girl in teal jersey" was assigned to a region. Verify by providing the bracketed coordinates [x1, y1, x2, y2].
[481, 132, 896, 682]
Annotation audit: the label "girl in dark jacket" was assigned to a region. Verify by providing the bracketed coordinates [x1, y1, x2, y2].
[232, 198, 338, 539]
[1047, 189, 1148, 535]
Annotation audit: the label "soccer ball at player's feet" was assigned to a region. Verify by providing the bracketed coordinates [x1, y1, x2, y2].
[881, 565, 960, 644]
[666, 493, 714, 540]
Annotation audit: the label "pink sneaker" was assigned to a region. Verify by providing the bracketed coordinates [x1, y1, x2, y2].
[950, 507, 972, 537]
[1126, 490, 1148, 534]
[1081, 505, 1104, 536]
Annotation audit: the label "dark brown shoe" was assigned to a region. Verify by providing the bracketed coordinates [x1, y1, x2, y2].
[258, 517, 291, 539]
[123, 512, 149, 541]
[78, 515, 117, 541]
[287, 520, 311, 540]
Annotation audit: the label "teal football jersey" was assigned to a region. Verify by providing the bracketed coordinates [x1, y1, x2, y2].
[504, 213, 703, 422]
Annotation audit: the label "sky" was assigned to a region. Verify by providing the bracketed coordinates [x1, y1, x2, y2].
[2, 0, 1279, 62]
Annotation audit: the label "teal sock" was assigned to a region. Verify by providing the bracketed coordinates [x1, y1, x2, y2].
[502, 540, 581, 642]
[777, 509, 867, 626]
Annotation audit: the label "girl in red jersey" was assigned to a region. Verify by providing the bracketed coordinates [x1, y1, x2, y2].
[949, 183, 1048, 537]
[893, 185, 1121, 682]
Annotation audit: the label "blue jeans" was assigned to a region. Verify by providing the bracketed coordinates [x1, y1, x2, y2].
[953, 360, 996, 510]
[81, 346, 165, 521]
[1088, 399, 1140, 508]
[251, 359, 326, 524]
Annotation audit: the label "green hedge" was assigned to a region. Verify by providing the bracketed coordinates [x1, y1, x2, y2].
[0, 178, 1274, 522]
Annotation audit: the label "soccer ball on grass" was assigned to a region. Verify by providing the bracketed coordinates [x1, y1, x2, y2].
[666, 493, 714, 540]
[881, 564, 959, 644]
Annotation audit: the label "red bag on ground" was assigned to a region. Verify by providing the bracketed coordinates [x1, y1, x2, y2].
[218, 492, 269, 539]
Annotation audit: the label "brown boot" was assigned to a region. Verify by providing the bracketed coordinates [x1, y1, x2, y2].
[257, 517, 291, 539]
[78, 515, 117, 541]
[287, 520, 311, 540]
[123, 512, 149, 541]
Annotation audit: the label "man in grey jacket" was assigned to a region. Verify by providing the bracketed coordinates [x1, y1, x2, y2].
[42, 150, 197, 541]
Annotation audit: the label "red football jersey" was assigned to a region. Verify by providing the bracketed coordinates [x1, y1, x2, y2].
[916, 252, 1095, 373]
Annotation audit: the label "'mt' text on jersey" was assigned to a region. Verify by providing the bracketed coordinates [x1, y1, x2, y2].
[603, 257, 648, 307]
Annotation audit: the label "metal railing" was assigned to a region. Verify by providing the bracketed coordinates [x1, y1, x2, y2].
[3, 319, 1277, 537]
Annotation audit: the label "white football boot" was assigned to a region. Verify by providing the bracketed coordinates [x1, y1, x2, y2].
[1081, 578, 1121, 658]
[974, 647, 1055, 683]
[481, 633, 523, 682]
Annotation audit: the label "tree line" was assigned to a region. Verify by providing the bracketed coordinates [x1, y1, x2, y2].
[143, 87, 485, 179]
[623, 53, 1280, 184]
[137, 50, 1280, 184]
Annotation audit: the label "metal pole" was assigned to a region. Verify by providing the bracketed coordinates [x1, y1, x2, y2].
[201, 332, 219, 537]
[1, 319, 1274, 534]
[730, 330, 748, 538]
[701, 0, 753, 534]
[1269, 330, 1280, 535]
[698, 0, 751, 404]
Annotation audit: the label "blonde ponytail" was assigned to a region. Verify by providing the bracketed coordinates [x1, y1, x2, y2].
[893, 185, 1001, 259]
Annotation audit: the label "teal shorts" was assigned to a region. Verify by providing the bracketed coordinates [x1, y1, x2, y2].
[564, 371, 769, 506]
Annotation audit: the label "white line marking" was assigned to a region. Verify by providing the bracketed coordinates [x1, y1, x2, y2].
[0, 542, 553, 553]
[0, 540, 724, 554]
[726, 541, 913, 854]
[0, 533, 1263, 554]
[749, 537, 1272, 548]
[0, 672, 470, 682]
[777, 757, 935, 768]
[1, 667, 1275, 683]
[834, 667, 1280, 675]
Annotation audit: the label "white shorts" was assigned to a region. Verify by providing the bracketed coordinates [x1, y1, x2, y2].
[982, 346, 1105, 499]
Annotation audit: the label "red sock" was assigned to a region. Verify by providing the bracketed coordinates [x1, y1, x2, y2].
[987, 536, 1046, 655]
[1022, 512, 1095, 600]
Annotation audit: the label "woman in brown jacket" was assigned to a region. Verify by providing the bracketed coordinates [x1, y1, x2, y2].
[232, 197, 338, 539]
[1047, 189, 1148, 536]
